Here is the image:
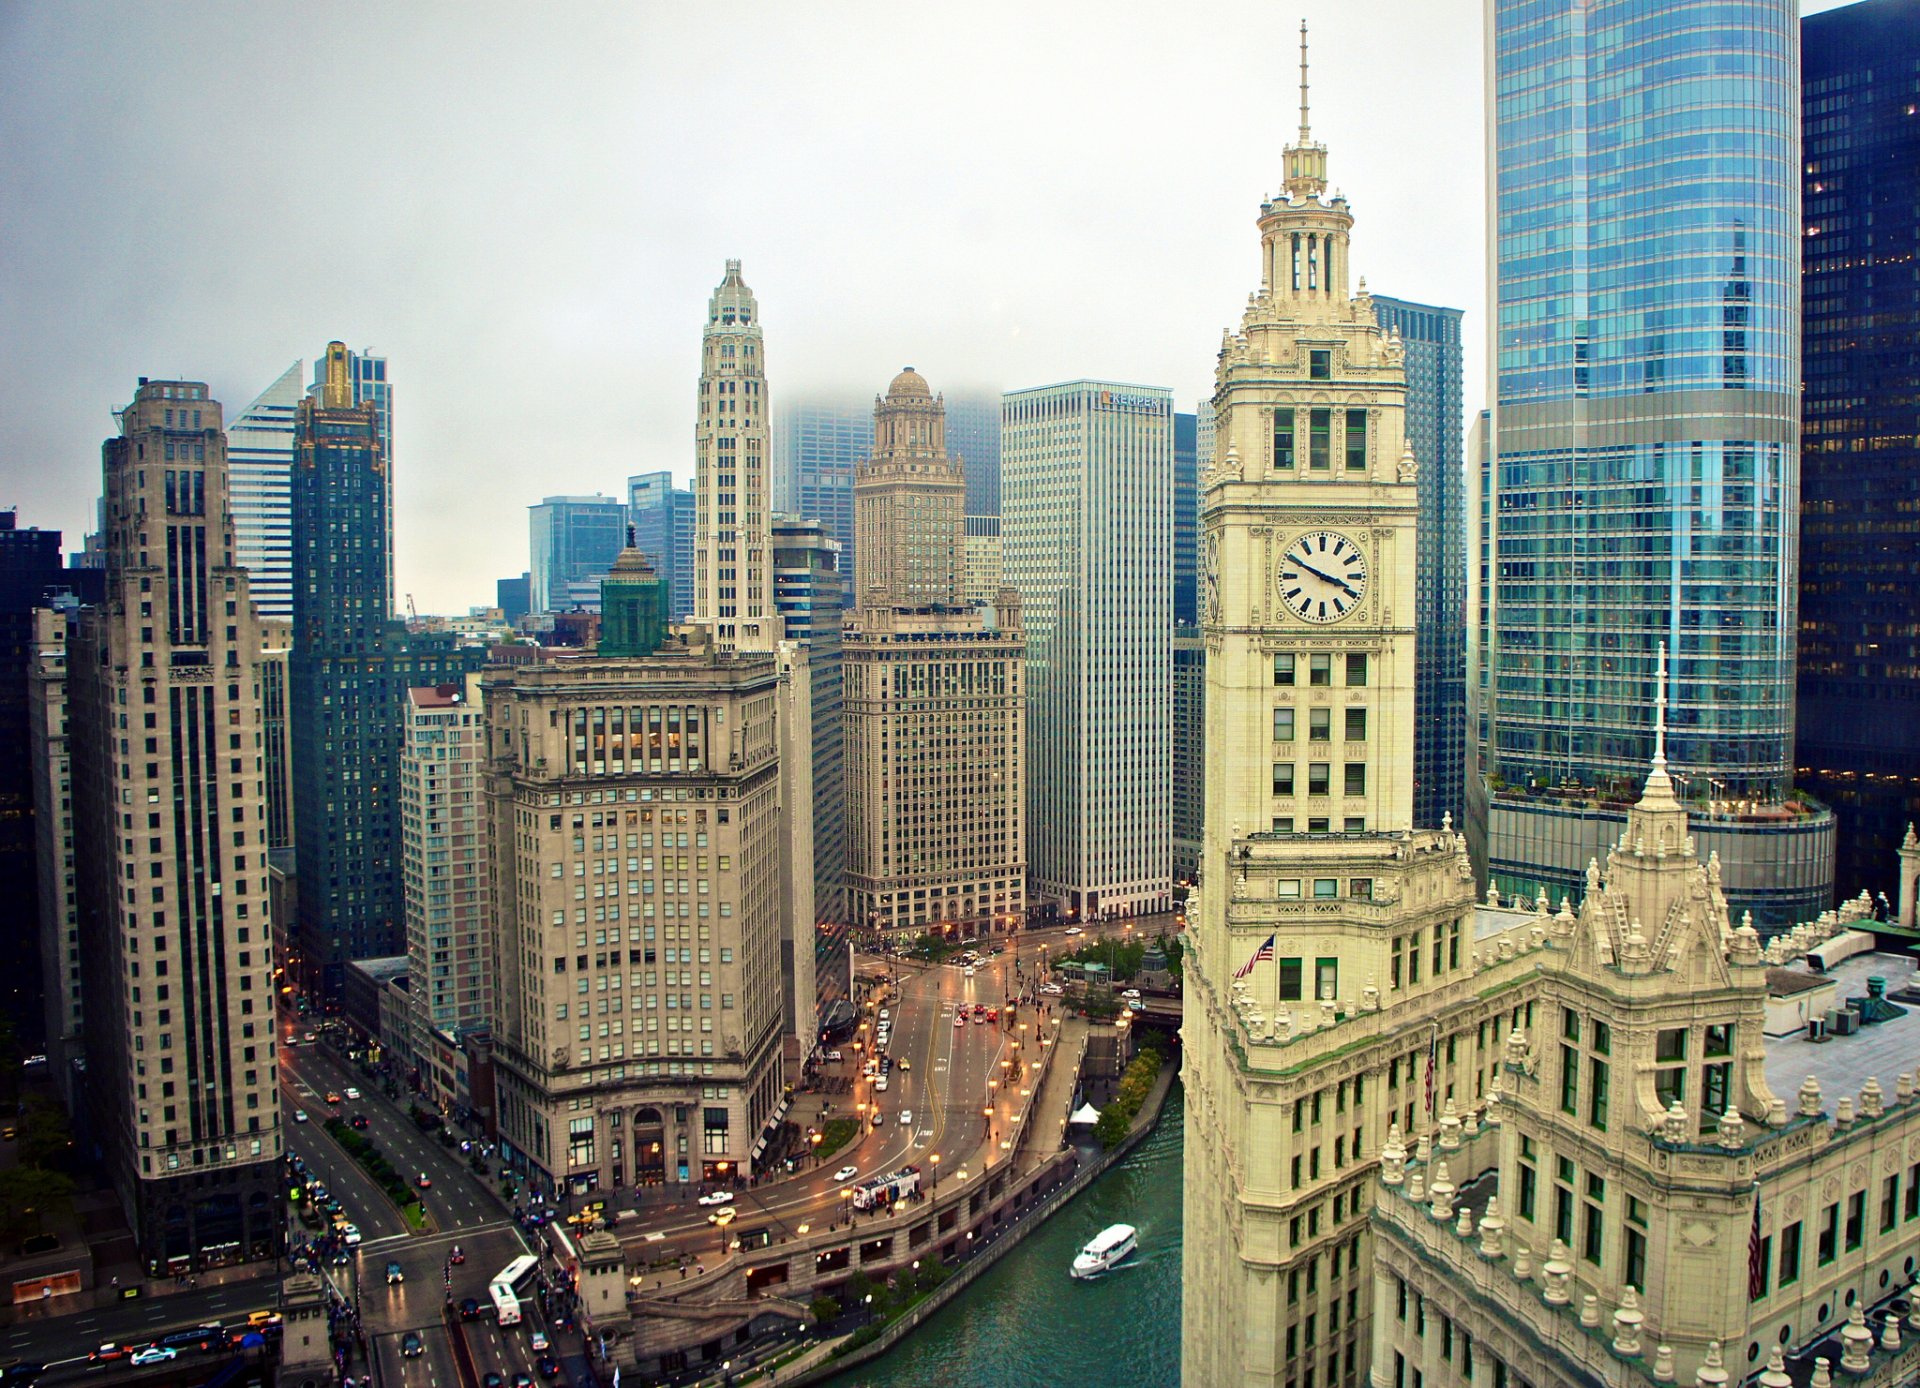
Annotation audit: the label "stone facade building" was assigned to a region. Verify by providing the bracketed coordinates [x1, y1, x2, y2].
[482, 631, 787, 1191]
[66, 377, 282, 1273]
[844, 370, 1026, 937]
[693, 261, 777, 655]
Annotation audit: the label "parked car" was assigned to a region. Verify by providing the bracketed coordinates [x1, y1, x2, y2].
[697, 1190, 734, 1207]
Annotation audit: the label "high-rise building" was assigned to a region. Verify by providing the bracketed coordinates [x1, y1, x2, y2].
[628, 472, 696, 621]
[308, 347, 392, 618]
[1173, 411, 1199, 627]
[1470, 0, 1833, 929]
[693, 261, 777, 653]
[258, 617, 293, 852]
[773, 515, 847, 928]
[1372, 296, 1467, 830]
[943, 390, 1003, 519]
[225, 362, 302, 622]
[29, 603, 80, 1101]
[66, 377, 281, 1273]
[0, 511, 68, 1048]
[1003, 380, 1171, 919]
[772, 397, 867, 597]
[497, 573, 531, 624]
[852, 370, 966, 608]
[528, 496, 629, 616]
[844, 370, 1027, 936]
[962, 515, 1003, 608]
[482, 629, 789, 1190]
[290, 344, 485, 999]
[1171, 624, 1204, 883]
[401, 675, 491, 1104]
[1181, 37, 1483, 1381]
[1796, 0, 1920, 905]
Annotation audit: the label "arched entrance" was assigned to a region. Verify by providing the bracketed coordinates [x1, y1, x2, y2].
[633, 1107, 666, 1186]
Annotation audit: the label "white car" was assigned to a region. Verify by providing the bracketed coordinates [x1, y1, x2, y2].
[1065, 926, 1084, 936]
[341, 1224, 362, 1246]
[530, 1332, 550, 1353]
[878, 1009, 890, 1021]
[875, 1074, 889, 1092]
[131, 1348, 178, 1366]
[1122, 989, 1142, 1000]
[343, 1086, 362, 1100]
[963, 965, 975, 977]
[832, 1166, 859, 1183]
[1041, 983, 1065, 996]
[825, 1050, 843, 1062]
[899, 1109, 913, 1126]
[697, 1190, 735, 1207]
[293, 1109, 309, 1123]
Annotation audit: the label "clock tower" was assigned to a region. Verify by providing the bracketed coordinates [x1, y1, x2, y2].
[1183, 28, 1479, 1387]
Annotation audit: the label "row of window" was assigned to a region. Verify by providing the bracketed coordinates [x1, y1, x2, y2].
[1272, 762, 1368, 797]
[1275, 652, 1370, 687]
[1274, 707, 1369, 742]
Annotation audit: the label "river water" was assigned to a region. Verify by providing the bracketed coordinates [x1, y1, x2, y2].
[822, 1086, 1184, 1388]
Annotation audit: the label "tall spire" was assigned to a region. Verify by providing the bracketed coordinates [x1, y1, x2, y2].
[1282, 19, 1329, 201]
[1637, 641, 1682, 809]
[1298, 19, 1312, 146]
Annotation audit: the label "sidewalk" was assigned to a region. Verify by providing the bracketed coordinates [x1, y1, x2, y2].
[1016, 1015, 1089, 1172]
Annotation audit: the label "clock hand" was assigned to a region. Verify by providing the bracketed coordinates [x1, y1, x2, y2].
[1293, 558, 1341, 587]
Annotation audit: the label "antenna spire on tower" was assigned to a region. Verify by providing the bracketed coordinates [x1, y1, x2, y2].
[1653, 641, 1669, 771]
[1299, 20, 1312, 144]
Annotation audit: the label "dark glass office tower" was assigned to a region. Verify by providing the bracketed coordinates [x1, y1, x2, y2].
[1473, 0, 1833, 928]
[1373, 297, 1467, 831]
[1173, 412, 1198, 627]
[290, 343, 483, 999]
[1797, 0, 1920, 906]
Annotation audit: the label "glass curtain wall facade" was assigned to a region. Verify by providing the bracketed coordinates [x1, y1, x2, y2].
[226, 362, 302, 621]
[628, 472, 696, 622]
[772, 398, 868, 604]
[1002, 381, 1172, 919]
[944, 391, 1004, 519]
[528, 496, 629, 616]
[1474, 0, 1832, 927]
[1373, 297, 1467, 830]
[1796, 0, 1920, 906]
[1173, 411, 1198, 626]
[308, 348, 392, 617]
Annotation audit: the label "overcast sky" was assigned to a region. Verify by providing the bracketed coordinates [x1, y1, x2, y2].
[0, 1, 1853, 613]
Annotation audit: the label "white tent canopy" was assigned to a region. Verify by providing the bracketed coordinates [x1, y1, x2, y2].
[1068, 1103, 1103, 1126]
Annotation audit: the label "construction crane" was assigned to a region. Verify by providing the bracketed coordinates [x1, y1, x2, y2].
[406, 593, 419, 624]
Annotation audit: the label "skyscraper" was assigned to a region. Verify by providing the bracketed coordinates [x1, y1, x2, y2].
[845, 370, 1026, 936]
[30, 603, 80, 1100]
[308, 347, 392, 618]
[1471, 0, 1833, 927]
[290, 344, 484, 999]
[66, 377, 281, 1272]
[773, 515, 847, 928]
[225, 362, 302, 621]
[1372, 296, 1466, 830]
[1003, 380, 1171, 920]
[1171, 624, 1204, 883]
[693, 261, 777, 653]
[961, 515, 1002, 608]
[1172, 411, 1199, 627]
[628, 471, 696, 622]
[943, 390, 1003, 519]
[1796, 0, 1920, 905]
[772, 397, 867, 594]
[528, 495, 629, 616]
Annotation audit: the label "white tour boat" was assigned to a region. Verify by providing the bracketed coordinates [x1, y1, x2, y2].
[1071, 1223, 1138, 1279]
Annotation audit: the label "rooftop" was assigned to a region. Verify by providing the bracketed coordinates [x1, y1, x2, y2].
[1764, 950, 1920, 1100]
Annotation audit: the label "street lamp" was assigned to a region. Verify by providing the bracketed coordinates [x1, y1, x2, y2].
[929, 1152, 940, 1195]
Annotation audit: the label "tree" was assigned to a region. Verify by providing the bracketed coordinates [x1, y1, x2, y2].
[0, 1165, 75, 1240]
[16, 1097, 77, 1173]
[809, 1294, 841, 1323]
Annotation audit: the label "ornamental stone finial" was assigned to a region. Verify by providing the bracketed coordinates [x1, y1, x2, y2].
[1717, 1106, 1744, 1149]
[1758, 1348, 1793, 1388]
[1841, 1304, 1874, 1373]
[1800, 1074, 1824, 1118]
[1612, 1286, 1645, 1355]
[1652, 1344, 1675, 1382]
[1580, 1293, 1602, 1329]
[1695, 1340, 1729, 1388]
[1862, 1077, 1886, 1119]
[1811, 1358, 1833, 1388]
[1478, 1197, 1505, 1259]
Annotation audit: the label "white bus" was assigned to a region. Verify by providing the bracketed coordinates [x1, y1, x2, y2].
[489, 1281, 522, 1327]
[493, 1252, 539, 1292]
[850, 1165, 920, 1211]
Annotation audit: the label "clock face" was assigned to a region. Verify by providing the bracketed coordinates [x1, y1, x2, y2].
[1279, 530, 1368, 624]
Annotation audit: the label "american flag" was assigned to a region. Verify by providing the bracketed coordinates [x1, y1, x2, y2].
[1748, 1187, 1766, 1301]
[1235, 934, 1276, 981]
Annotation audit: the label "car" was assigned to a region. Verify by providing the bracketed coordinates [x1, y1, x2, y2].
[88, 1345, 132, 1364]
[898, 1058, 911, 1071]
[972, 1002, 986, 1014]
[513, 1374, 535, 1388]
[874, 1075, 889, 1091]
[343, 1086, 362, 1100]
[953, 1013, 966, 1027]
[459, 1298, 484, 1321]
[400, 1331, 423, 1358]
[537, 1356, 560, 1379]
[824, 1050, 843, 1062]
[324, 1092, 342, 1105]
[484, 1375, 505, 1388]
[877, 1008, 890, 1021]
[130, 1348, 177, 1367]
[1041, 983, 1064, 996]
[385, 1261, 404, 1285]
[1121, 988, 1142, 1000]
[708, 1206, 737, 1226]
[529, 1332, 550, 1353]
[972, 1011, 985, 1023]
[963, 965, 975, 977]
[697, 1190, 735, 1207]
[832, 1166, 859, 1182]
[900, 1108, 913, 1125]
[341, 1224, 362, 1246]
[329, 1249, 351, 1266]
[448, 1244, 465, 1265]
[322, 1199, 344, 1215]
[350, 1113, 369, 1129]
[246, 1311, 283, 1330]
[416, 1173, 431, 1189]
[302, 1032, 317, 1044]
[292, 1109, 309, 1123]
[1065, 926, 1083, 936]
[0, 1363, 46, 1386]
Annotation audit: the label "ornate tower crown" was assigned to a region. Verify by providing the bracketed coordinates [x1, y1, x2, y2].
[1283, 21, 1328, 201]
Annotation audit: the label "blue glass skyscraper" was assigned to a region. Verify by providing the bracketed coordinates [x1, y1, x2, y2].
[1472, 0, 1833, 927]
[1373, 296, 1466, 832]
